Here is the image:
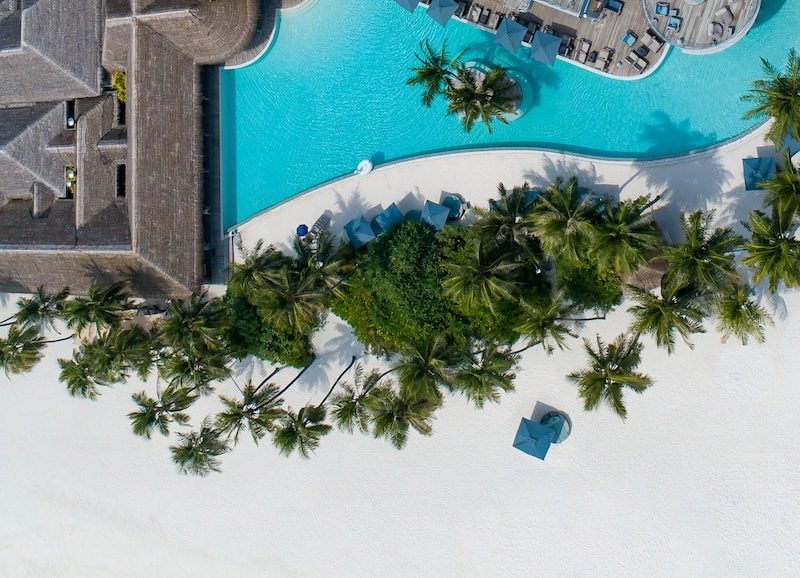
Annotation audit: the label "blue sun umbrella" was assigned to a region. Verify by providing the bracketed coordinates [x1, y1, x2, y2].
[425, 0, 458, 26]
[420, 200, 450, 231]
[529, 31, 560, 65]
[371, 203, 405, 234]
[394, 0, 420, 13]
[540, 412, 571, 444]
[494, 18, 527, 53]
[742, 156, 776, 191]
[344, 216, 376, 249]
[441, 194, 464, 220]
[512, 417, 555, 460]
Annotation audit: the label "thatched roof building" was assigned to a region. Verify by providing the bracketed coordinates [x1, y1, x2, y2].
[0, 0, 260, 297]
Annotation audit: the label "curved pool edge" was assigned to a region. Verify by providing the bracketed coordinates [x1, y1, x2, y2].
[229, 119, 771, 234]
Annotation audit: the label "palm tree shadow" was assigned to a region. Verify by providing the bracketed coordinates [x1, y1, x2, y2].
[751, 280, 789, 322]
[637, 111, 714, 160]
[522, 155, 608, 193]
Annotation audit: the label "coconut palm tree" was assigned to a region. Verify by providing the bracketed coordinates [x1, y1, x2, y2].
[591, 196, 662, 276]
[367, 387, 438, 450]
[170, 418, 230, 476]
[329, 365, 389, 434]
[271, 404, 331, 459]
[293, 229, 346, 293]
[407, 40, 462, 107]
[514, 292, 597, 354]
[713, 284, 773, 345]
[741, 209, 800, 292]
[228, 239, 288, 298]
[254, 266, 328, 334]
[160, 291, 229, 356]
[443, 242, 519, 314]
[627, 283, 706, 353]
[216, 380, 285, 444]
[105, 325, 157, 381]
[61, 281, 133, 334]
[158, 349, 229, 395]
[472, 182, 541, 261]
[568, 334, 653, 420]
[128, 386, 197, 438]
[11, 286, 70, 332]
[58, 356, 104, 399]
[527, 176, 602, 264]
[0, 325, 46, 376]
[760, 154, 800, 221]
[445, 63, 517, 133]
[452, 343, 518, 408]
[394, 337, 464, 401]
[663, 211, 743, 296]
[742, 49, 800, 146]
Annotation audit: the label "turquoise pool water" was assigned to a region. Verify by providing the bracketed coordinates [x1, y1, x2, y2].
[220, 0, 798, 228]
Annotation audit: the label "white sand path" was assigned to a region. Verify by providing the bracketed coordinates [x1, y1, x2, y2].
[2, 124, 799, 577]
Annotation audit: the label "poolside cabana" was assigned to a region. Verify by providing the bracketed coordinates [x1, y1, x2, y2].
[344, 216, 376, 249]
[512, 417, 555, 460]
[529, 31, 560, 65]
[494, 18, 528, 53]
[742, 156, 776, 191]
[420, 200, 450, 231]
[394, 0, 420, 12]
[371, 203, 405, 235]
[425, 0, 458, 26]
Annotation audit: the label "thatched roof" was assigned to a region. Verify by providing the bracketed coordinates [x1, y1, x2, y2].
[622, 258, 670, 292]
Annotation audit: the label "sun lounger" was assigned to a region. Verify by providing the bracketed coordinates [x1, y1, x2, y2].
[454, 2, 467, 18]
[576, 39, 591, 63]
[667, 15, 681, 31]
[655, 2, 669, 16]
[479, 8, 491, 25]
[486, 11, 501, 29]
[715, 5, 734, 25]
[643, 30, 664, 52]
[625, 52, 648, 73]
[468, 4, 482, 22]
[593, 47, 612, 71]
[605, 0, 623, 13]
[708, 21, 724, 37]
[621, 31, 637, 46]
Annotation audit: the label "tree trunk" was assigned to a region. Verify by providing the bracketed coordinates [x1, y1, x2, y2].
[363, 366, 397, 395]
[259, 356, 316, 409]
[44, 334, 75, 344]
[253, 366, 284, 395]
[319, 355, 357, 406]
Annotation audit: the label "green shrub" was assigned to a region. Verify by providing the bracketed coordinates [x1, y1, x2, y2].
[111, 70, 126, 103]
[557, 259, 622, 312]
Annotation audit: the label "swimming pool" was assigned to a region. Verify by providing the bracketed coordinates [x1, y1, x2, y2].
[220, 0, 798, 229]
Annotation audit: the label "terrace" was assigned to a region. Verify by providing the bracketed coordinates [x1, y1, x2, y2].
[447, 0, 670, 78]
[642, 0, 761, 52]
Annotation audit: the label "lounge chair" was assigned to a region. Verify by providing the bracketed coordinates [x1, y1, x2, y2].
[593, 47, 612, 71]
[708, 21, 724, 37]
[486, 11, 501, 29]
[621, 31, 637, 46]
[479, 8, 491, 25]
[715, 5, 734, 25]
[605, 0, 623, 13]
[644, 30, 664, 52]
[633, 55, 648, 73]
[576, 39, 591, 63]
[468, 3, 482, 22]
[454, 2, 467, 18]
[655, 2, 669, 16]
[667, 15, 681, 31]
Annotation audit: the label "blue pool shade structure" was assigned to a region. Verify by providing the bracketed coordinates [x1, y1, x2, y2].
[742, 156, 776, 190]
[394, 0, 419, 12]
[512, 418, 555, 460]
[420, 200, 450, 231]
[540, 412, 571, 444]
[344, 216, 376, 248]
[371, 203, 405, 234]
[529, 31, 560, 65]
[494, 18, 527, 53]
[425, 0, 458, 26]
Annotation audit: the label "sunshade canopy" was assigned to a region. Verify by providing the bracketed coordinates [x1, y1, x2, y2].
[529, 31, 560, 65]
[425, 0, 458, 26]
[512, 417, 555, 460]
[393, 0, 420, 12]
[344, 216, 376, 249]
[494, 18, 527, 52]
[372, 203, 405, 234]
[742, 156, 776, 190]
[420, 200, 450, 231]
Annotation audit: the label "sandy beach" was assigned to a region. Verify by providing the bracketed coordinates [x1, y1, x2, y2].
[2, 125, 799, 577]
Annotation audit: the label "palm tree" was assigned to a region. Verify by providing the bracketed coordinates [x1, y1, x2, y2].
[627, 283, 706, 353]
[742, 49, 800, 146]
[452, 343, 518, 408]
[329, 365, 389, 434]
[170, 418, 230, 476]
[663, 211, 743, 295]
[160, 291, 229, 355]
[713, 284, 773, 345]
[61, 281, 133, 334]
[527, 176, 602, 264]
[11, 286, 70, 332]
[58, 356, 104, 399]
[158, 349, 229, 395]
[514, 292, 593, 353]
[292, 229, 346, 294]
[272, 405, 332, 458]
[394, 337, 463, 401]
[105, 325, 156, 381]
[760, 155, 800, 222]
[568, 334, 653, 420]
[216, 380, 285, 444]
[128, 386, 197, 438]
[254, 266, 328, 333]
[742, 209, 800, 292]
[591, 196, 662, 276]
[407, 40, 462, 107]
[445, 63, 517, 133]
[0, 325, 45, 376]
[472, 182, 540, 261]
[443, 242, 519, 314]
[228, 239, 288, 298]
[367, 388, 438, 449]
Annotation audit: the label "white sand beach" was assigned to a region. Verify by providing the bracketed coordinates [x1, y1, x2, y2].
[2, 125, 799, 577]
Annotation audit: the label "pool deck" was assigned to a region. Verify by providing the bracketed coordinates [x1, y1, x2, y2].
[234, 122, 774, 261]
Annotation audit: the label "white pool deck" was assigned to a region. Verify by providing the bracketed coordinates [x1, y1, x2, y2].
[2, 123, 799, 577]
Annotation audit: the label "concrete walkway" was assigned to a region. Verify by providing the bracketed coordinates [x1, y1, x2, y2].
[236, 123, 774, 256]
